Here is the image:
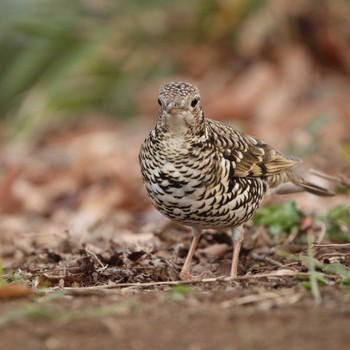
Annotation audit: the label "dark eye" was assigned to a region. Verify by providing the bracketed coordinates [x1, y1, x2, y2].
[191, 97, 199, 108]
[157, 98, 162, 106]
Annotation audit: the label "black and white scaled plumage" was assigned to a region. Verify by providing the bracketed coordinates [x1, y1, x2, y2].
[139, 82, 333, 280]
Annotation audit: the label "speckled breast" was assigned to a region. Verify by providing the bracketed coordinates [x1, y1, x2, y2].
[139, 133, 266, 229]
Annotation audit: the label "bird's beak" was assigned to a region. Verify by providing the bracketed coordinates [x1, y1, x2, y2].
[167, 107, 185, 114]
[165, 101, 186, 115]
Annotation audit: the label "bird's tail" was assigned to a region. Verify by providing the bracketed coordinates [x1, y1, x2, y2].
[295, 178, 334, 196]
[273, 172, 335, 197]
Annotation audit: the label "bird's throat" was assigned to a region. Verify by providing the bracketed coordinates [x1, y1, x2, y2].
[165, 112, 191, 135]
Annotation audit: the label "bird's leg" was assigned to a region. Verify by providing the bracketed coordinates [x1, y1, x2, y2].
[231, 225, 245, 278]
[179, 228, 202, 281]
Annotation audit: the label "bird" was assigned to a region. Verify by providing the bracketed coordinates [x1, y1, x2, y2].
[139, 82, 333, 281]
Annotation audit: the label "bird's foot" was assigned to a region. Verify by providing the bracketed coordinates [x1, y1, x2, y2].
[179, 270, 210, 282]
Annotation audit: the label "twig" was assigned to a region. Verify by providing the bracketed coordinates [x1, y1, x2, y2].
[84, 247, 108, 270]
[220, 290, 303, 308]
[308, 235, 322, 305]
[17, 231, 69, 239]
[313, 243, 350, 248]
[310, 169, 350, 188]
[317, 252, 350, 263]
[318, 252, 350, 258]
[36, 270, 340, 296]
[43, 273, 67, 281]
[251, 253, 284, 268]
[315, 220, 327, 244]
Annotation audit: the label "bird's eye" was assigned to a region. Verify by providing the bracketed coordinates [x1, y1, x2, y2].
[191, 97, 199, 108]
[157, 98, 162, 106]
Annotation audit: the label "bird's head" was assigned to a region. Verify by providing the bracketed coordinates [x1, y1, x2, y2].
[156, 82, 205, 136]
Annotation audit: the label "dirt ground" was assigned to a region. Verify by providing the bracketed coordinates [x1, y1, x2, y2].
[1, 216, 350, 350]
[1, 288, 350, 350]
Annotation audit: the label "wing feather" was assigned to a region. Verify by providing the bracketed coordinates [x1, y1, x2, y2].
[206, 119, 299, 178]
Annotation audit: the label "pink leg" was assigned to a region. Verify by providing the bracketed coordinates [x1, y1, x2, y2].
[231, 226, 245, 278]
[179, 228, 202, 281]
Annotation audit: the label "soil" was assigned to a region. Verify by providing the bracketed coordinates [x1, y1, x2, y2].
[1, 224, 350, 350]
[1, 292, 350, 350]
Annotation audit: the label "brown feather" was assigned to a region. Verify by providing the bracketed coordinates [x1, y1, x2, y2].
[207, 119, 299, 177]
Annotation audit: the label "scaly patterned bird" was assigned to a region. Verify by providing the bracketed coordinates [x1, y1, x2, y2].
[139, 82, 333, 281]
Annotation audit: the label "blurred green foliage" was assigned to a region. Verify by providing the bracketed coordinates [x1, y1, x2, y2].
[0, 0, 267, 135]
[170, 284, 193, 301]
[254, 201, 301, 236]
[287, 112, 335, 158]
[296, 255, 350, 290]
[0, 290, 130, 326]
[1, 0, 178, 125]
[321, 206, 350, 243]
[255, 201, 350, 245]
[1, 0, 349, 137]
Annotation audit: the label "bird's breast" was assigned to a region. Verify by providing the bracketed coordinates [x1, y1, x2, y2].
[140, 133, 265, 228]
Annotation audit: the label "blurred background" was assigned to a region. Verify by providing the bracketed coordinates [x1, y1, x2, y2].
[0, 0, 349, 243]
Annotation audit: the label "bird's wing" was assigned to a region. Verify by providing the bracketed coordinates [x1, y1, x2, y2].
[206, 119, 300, 177]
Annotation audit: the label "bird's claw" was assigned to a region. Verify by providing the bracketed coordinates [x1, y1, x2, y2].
[179, 270, 211, 282]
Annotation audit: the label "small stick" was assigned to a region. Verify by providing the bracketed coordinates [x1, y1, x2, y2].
[317, 252, 350, 259]
[251, 253, 284, 268]
[84, 246, 107, 269]
[310, 169, 350, 188]
[313, 243, 350, 248]
[315, 220, 327, 244]
[36, 270, 340, 295]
